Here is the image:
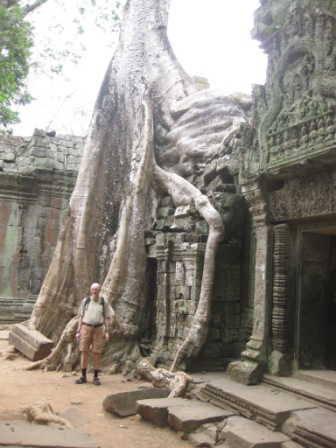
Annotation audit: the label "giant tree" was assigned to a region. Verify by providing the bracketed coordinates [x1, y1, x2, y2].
[27, 0, 251, 372]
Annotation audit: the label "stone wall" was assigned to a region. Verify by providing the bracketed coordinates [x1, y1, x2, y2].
[0, 125, 252, 369]
[0, 129, 83, 323]
[228, 0, 336, 383]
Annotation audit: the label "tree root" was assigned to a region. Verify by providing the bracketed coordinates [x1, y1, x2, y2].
[25, 317, 79, 372]
[154, 164, 224, 371]
[22, 400, 72, 428]
[136, 358, 192, 397]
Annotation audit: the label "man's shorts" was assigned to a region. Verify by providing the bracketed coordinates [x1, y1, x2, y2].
[79, 324, 104, 353]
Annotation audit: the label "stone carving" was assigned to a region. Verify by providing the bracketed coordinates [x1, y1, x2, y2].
[252, 2, 336, 173]
[269, 224, 291, 376]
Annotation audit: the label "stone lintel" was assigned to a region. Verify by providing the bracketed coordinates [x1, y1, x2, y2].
[8, 323, 53, 361]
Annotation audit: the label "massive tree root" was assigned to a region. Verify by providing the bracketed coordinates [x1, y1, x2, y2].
[154, 165, 224, 370]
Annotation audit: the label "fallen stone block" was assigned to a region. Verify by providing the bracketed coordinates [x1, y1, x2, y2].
[0, 422, 98, 448]
[136, 397, 196, 427]
[8, 323, 54, 361]
[220, 415, 290, 448]
[103, 387, 170, 417]
[281, 441, 305, 448]
[168, 402, 234, 433]
[188, 431, 216, 448]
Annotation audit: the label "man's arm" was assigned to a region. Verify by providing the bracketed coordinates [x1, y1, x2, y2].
[75, 315, 83, 339]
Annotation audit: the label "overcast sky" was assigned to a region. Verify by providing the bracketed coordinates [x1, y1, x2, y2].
[13, 0, 267, 136]
[169, 0, 266, 92]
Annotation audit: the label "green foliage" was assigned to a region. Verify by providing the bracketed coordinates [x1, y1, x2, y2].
[0, 6, 33, 129]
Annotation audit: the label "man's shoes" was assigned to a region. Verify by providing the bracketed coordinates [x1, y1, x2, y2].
[93, 378, 101, 385]
[75, 376, 87, 384]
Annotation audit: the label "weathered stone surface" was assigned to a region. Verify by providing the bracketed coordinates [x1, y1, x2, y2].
[136, 397, 195, 427]
[103, 387, 170, 417]
[197, 377, 315, 431]
[167, 402, 234, 433]
[58, 408, 89, 428]
[282, 408, 336, 448]
[0, 130, 82, 325]
[8, 323, 53, 361]
[0, 422, 98, 448]
[220, 416, 290, 448]
[188, 431, 216, 448]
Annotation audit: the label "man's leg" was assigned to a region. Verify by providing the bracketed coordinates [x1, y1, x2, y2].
[93, 352, 101, 385]
[93, 352, 100, 371]
[92, 326, 104, 385]
[76, 325, 91, 384]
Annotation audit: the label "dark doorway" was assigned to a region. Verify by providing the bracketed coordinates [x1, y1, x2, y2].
[298, 231, 336, 370]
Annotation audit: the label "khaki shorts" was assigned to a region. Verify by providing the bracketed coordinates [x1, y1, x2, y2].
[79, 324, 104, 353]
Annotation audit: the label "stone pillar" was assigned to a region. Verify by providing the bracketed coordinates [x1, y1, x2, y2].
[269, 223, 292, 376]
[229, 181, 273, 384]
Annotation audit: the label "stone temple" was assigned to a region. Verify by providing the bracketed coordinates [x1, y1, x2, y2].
[1, 0, 336, 385]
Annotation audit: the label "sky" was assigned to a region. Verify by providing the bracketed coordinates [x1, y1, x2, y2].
[168, 0, 266, 92]
[13, 0, 267, 136]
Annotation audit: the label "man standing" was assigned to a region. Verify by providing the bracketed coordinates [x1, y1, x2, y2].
[75, 283, 111, 385]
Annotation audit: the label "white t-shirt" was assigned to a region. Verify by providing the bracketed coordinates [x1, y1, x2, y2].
[78, 297, 110, 325]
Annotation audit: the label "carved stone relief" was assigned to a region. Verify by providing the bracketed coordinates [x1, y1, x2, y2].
[252, 2, 336, 173]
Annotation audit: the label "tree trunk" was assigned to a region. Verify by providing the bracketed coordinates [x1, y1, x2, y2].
[28, 0, 250, 372]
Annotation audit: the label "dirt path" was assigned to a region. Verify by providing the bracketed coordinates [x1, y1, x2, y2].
[0, 338, 190, 448]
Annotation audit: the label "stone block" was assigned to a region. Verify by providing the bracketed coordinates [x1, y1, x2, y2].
[187, 431, 216, 447]
[157, 206, 175, 219]
[136, 397, 195, 427]
[221, 415, 289, 447]
[9, 323, 54, 361]
[282, 407, 336, 448]
[103, 388, 170, 417]
[160, 196, 174, 207]
[0, 422, 98, 448]
[168, 402, 233, 433]
[175, 262, 185, 285]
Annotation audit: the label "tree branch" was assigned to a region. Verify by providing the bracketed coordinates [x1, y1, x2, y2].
[24, 0, 49, 16]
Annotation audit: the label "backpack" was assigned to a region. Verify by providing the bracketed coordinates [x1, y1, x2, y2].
[84, 296, 105, 318]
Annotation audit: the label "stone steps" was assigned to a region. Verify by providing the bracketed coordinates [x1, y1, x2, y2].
[282, 407, 336, 448]
[197, 377, 315, 431]
[220, 416, 290, 447]
[196, 376, 336, 448]
[263, 373, 336, 412]
[134, 374, 336, 448]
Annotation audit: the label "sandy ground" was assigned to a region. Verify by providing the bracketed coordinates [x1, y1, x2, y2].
[0, 338, 190, 448]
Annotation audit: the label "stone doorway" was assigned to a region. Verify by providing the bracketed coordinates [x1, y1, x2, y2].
[296, 230, 336, 371]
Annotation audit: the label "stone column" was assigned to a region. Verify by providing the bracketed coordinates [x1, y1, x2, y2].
[229, 181, 273, 384]
[269, 223, 292, 376]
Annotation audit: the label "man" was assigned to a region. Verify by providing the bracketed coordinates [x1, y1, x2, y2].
[75, 283, 111, 385]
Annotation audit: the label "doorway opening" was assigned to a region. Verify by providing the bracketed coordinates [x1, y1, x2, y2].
[297, 230, 336, 371]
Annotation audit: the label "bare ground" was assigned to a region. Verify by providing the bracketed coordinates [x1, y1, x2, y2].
[0, 338, 190, 448]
